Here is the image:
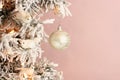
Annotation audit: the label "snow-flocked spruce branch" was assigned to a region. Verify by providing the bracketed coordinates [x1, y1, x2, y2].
[0, 0, 71, 79]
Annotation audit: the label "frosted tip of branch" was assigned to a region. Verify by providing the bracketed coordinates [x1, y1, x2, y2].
[42, 19, 55, 24]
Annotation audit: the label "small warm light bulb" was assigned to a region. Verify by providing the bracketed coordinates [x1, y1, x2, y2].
[0, 1, 3, 9]
[9, 30, 15, 33]
[54, 5, 60, 14]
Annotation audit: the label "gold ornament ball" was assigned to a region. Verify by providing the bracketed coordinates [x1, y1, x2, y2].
[49, 26, 70, 50]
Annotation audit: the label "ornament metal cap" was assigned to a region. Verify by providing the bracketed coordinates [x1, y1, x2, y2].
[57, 25, 62, 31]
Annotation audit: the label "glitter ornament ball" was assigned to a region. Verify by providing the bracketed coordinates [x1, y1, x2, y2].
[49, 26, 70, 50]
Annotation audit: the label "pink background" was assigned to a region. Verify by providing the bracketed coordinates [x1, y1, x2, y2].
[42, 0, 120, 80]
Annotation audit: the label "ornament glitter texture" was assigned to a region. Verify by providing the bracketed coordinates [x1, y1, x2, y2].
[49, 26, 70, 50]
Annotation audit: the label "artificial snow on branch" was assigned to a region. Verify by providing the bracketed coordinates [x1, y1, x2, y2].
[15, 0, 72, 18]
